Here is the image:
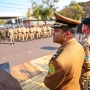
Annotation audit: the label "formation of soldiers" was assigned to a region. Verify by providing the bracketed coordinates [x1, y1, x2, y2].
[0, 25, 54, 45]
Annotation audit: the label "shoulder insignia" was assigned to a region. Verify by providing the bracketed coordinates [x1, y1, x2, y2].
[85, 54, 89, 60]
[51, 48, 63, 60]
[49, 64, 55, 74]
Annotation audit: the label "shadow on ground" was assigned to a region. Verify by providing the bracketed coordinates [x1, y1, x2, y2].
[0, 42, 10, 44]
[40, 46, 58, 50]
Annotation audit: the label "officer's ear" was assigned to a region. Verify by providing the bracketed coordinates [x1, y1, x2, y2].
[66, 31, 71, 38]
[85, 25, 88, 30]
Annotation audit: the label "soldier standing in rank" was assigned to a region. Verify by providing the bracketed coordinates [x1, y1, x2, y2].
[28, 27, 31, 40]
[8, 27, 14, 45]
[26, 27, 29, 42]
[42, 26, 46, 38]
[14, 27, 18, 40]
[44, 26, 48, 38]
[7, 28, 10, 38]
[21, 26, 26, 42]
[44, 12, 85, 90]
[36, 26, 41, 39]
[33, 26, 37, 39]
[30, 26, 34, 40]
[0, 28, 5, 42]
[4, 28, 8, 38]
[79, 17, 90, 90]
[41, 26, 44, 38]
[47, 25, 52, 37]
[17, 26, 22, 41]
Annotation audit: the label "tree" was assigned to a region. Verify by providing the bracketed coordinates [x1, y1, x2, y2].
[58, 1, 83, 20]
[27, 0, 58, 25]
[27, 8, 31, 20]
[33, 3, 43, 25]
[0, 20, 6, 25]
[82, 1, 90, 19]
[39, 4, 56, 25]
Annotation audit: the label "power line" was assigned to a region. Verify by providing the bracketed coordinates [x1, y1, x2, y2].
[0, 1, 30, 7]
[0, 5, 28, 9]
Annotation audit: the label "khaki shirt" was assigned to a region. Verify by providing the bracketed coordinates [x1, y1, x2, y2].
[17, 27, 21, 33]
[21, 27, 26, 34]
[0, 30, 5, 36]
[44, 38, 85, 90]
[26, 28, 29, 33]
[30, 27, 33, 33]
[8, 29, 14, 35]
[14, 28, 18, 34]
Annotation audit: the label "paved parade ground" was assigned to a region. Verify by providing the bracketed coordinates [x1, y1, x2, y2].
[0, 34, 81, 89]
[11, 54, 52, 90]
[0, 37, 59, 67]
[0, 36, 59, 90]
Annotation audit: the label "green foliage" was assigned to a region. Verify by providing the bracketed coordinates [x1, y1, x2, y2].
[39, 5, 56, 25]
[27, 0, 58, 25]
[27, 8, 31, 19]
[58, 1, 83, 20]
[0, 20, 6, 25]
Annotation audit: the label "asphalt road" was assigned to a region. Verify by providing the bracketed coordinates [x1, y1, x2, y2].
[0, 33, 81, 67]
[0, 37, 59, 67]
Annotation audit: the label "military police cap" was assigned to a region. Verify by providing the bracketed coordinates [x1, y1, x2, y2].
[82, 17, 90, 25]
[52, 13, 81, 28]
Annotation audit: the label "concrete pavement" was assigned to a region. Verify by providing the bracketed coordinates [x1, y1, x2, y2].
[11, 53, 54, 90]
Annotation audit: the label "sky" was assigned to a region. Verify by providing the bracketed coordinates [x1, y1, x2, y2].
[0, 0, 89, 17]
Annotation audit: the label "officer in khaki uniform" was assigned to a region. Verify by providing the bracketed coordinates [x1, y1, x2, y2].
[26, 27, 29, 41]
[28, 27, 31, 40]
[21, 26, 26, 42]
[44, 13, 85, 90]
[47, 26, 52, 37]
[42, 26, 47, 38]
[4, 28, 8, 38]
[30, 26, 34, 40]
[17, 26, 22, 41]
[0, 28, 5, 42]
[14, 27, 18, 40]
[79, 17, 90, 90]
[33, 26, 37, 39]
[36, 26, 41, 39]
[8, 27, 14, 44]
[41, 26, 44, 38]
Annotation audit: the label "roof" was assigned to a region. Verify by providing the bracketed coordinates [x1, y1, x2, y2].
[0, 12, 22, 19]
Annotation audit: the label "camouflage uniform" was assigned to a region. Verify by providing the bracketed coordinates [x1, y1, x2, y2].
[80, 35, 90, 90]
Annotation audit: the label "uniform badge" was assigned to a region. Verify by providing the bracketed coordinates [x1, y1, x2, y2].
[85, 54, 89, 60]
[49, 64, 55, 74]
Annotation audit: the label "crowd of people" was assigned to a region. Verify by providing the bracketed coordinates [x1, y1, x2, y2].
[0, 25, 54, 45]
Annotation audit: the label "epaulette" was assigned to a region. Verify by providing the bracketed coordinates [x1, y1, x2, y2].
[51, 48, 63, 60]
